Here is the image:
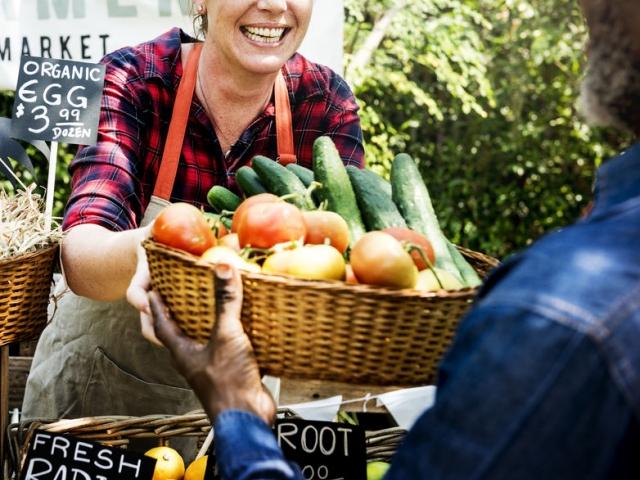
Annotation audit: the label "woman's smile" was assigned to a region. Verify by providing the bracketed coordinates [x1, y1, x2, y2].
[240, 25, 290, 45]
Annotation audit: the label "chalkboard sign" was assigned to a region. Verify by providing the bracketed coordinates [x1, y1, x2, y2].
[19, 431, 156, 480]
[11, 56, 105, 145]
[275, 419, 366, 480]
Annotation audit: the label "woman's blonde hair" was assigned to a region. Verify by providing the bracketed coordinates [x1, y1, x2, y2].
[192, 4, 208, 38]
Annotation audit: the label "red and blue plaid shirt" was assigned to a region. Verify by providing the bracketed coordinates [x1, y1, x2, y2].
[63, 28, 364, 232]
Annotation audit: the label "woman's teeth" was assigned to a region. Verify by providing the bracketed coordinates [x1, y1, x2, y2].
[242, 26, 286, 44]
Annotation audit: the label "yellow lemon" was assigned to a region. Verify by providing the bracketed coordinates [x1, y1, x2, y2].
[145, 446, 185, 480]
[184, 455, 209, 480]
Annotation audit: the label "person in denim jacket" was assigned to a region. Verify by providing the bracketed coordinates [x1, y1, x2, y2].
[148, 0, 640, 477]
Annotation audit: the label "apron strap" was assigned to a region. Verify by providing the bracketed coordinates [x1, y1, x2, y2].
[153, 43, 203, 200]
[275, 71, 297, 165]
[154, 44, 296, 200]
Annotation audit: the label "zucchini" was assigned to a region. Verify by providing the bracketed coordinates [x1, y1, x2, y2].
[346, 165, 407, 231]
[390, 153, 463, 284]
[206, 185, 241, 213]
[447, 241, 482, 287]
[312, 136, 366, 244]
[252, 155, 314, 210]
[236, 166, 268, 197]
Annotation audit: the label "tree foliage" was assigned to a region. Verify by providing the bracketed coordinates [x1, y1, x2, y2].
[345, 0, 630, 258]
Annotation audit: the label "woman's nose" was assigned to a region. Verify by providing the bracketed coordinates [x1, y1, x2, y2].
[256, 0, 288, 14]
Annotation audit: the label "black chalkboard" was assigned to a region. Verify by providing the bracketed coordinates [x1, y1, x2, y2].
[11, 55, 105, 145]
[19, 431, 156, 480]
[275, 418, 366, 480]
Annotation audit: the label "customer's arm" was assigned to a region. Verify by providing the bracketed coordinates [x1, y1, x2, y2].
[151, 260, 637, 479]
[149, 264, 303, 480]
[384, 302, 636, 479]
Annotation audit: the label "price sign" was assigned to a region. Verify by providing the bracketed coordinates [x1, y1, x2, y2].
[11, 56, 105, 145]
[275, 419, 366, 480]
[19, 431, 156, 480]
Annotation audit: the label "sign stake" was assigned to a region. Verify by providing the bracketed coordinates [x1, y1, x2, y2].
[44, 141, 58, 233]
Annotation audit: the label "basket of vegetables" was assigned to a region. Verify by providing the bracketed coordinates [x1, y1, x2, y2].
[145, 137, 498, 386]
[0, 185, 61, 346]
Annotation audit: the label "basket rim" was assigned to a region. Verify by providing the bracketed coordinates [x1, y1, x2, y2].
[0, 240, 59, 266]
[143, 239, 498, 300]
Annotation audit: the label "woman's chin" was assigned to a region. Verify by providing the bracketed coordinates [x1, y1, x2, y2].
[239, 55, 292, 76]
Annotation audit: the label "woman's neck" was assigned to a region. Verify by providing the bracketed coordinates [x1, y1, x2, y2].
[196, 43, 277, 155]
[200, 42, 277, 111]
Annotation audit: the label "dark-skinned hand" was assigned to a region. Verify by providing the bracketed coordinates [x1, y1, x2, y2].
[148, 263, 276, 425]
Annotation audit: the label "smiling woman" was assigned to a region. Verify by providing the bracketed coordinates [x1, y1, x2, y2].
[22, 0, 365, 424]
[194, 0, 315, 155]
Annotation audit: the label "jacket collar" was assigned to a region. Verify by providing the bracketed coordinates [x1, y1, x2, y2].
[591, 142, 640, 216]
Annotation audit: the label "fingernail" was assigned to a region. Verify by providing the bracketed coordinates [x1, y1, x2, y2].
[215, 263, 232, 279]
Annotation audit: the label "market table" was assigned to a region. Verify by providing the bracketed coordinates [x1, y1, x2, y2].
[279, 377, 405, 412]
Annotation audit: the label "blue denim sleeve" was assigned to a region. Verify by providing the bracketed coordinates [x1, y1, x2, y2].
[214, 410, 304, 480]
[384, 304, 636, 480]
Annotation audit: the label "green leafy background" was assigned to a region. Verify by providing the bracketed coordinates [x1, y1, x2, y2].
[0, 0, 631, 258]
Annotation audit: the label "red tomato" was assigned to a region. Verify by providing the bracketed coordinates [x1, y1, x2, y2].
[350, 231, 417, 289]
[152, 203, 216, 255]
[231, 193, 279, 233]
[237, 201, 306, 249]
[302, 210, 350, 254]
[382, 227, 435, 270]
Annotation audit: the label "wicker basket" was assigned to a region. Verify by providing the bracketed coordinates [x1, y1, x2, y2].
[0, 243, 59, 347]
[144, 239, 498, 386]
[8, 410, 406, 476]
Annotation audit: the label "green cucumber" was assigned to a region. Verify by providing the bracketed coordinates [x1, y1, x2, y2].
[312, 136, 366, 244]
[286, 164, 314, 188]
[206, 185, 241, 213]
[236, 166, 268, 197]
[346, 165, 406, 231]
[390, 153, 463, 284]
[360, 168, 392, 198]
[252, 155, 314, 209]
[447, 241, 482, 287]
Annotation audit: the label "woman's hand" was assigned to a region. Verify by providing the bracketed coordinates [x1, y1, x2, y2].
[148, 264, 276, 425]
[125, 223, 162, 345]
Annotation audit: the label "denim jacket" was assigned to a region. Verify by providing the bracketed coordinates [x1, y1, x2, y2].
[214, 144, 640, 479]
